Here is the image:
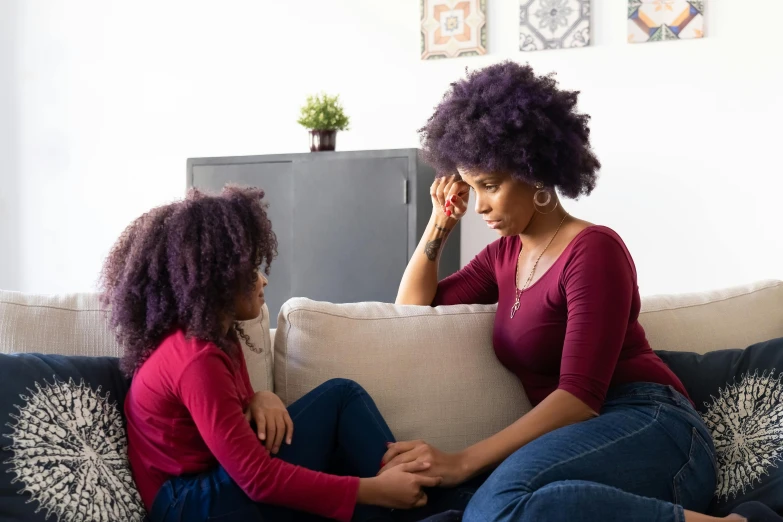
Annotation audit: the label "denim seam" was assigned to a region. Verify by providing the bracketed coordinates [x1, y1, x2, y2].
[674, 504, 686, 522]
[691, 426, 719, 478]
[608, 390, 677, 403]
[672, 429, 698, 506]
[288, 385, 337, 422]
[522, 404, 663, 491]
[521, 480, 681, 522]
[287, 382, 389, 443]
[357, 392, 393, 442]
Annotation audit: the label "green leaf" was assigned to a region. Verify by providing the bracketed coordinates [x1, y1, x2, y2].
[297, 92, 350, 130]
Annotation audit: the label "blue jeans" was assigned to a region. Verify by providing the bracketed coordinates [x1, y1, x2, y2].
[463, 382, 718, 522]
[149, 378, 476, 522]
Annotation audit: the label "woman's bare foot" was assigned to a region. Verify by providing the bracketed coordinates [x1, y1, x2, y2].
[684, 511, 745, 522]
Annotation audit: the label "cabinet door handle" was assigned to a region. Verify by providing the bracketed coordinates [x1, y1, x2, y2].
[403, 179, 409, 204]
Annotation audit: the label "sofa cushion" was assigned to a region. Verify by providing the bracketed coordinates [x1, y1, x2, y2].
[0, 290, 274, 391]
[274, 299, 531, 453]
[657, 338, 783, 516]
[640, 280, 783, 354]
[0, 353, 146, 522]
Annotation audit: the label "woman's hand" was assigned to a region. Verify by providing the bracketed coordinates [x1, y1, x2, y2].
[378, 440, 468, 488]
[359, 461, 442, 509]
[431, 175, 470, 222]
[244, 391, 293, 454]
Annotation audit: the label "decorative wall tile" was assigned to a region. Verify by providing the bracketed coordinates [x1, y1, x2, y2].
[519, 0, 590, 52]
[628, 0, 704, 43]
[421, 0, 487, 60]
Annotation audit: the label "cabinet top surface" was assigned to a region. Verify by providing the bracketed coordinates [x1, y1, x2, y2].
[188, 148, 421, 167]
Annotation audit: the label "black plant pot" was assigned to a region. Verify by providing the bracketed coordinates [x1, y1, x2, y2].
[309, 129, 337, 152]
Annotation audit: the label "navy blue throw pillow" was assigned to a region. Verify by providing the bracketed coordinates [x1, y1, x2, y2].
[657, 338, 783, 516]
[0, 353, 146, 522]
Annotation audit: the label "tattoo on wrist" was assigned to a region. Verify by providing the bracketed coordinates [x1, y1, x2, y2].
[435, 225, 451, 235]
[424, 238, 443, 261]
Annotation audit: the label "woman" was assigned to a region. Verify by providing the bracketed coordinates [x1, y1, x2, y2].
[386, 62, 776, 522]
[101, 187, 444, 522]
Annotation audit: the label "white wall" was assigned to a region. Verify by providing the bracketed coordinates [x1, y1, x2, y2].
[3, 0, 782, 296]
[0, 0, 20, 290]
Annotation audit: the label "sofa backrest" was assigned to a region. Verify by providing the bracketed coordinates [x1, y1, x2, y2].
[0, 292, 119, 357]
[273, 280, 783, 452]
[2, 279, 781, 401]
[639, 279, 783, 354]
[0, 290, 274, 391]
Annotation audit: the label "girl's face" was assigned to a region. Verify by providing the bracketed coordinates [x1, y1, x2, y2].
[234, 272, 268, 321]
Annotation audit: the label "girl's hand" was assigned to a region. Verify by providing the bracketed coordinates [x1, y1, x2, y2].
[244, 391, 294, 454]
[430, 175, 470, 222]
[359, 461, 442, 509]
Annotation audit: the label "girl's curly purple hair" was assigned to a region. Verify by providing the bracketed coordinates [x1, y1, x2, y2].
[419, 61, 600, 198]
[100, 186, 277, 376]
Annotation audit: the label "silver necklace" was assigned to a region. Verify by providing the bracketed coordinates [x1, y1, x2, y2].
[510, 214, 568, 319]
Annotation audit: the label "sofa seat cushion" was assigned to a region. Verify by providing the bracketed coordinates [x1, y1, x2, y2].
[657, 337, 783, 516]
[0, 353, 146, 522]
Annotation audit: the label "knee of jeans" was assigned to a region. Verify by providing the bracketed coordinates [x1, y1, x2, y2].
[463, 479, 533, 522]
[323, 377, 364, 394]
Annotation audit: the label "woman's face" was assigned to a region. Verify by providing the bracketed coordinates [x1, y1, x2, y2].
[458, 168, 537, 237]
[234, 272, 268, 321]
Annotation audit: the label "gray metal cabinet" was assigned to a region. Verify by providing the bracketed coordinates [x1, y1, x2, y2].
[187, 149, 460, 326]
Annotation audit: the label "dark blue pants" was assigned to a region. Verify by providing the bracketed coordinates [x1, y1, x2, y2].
[149, 378, 477, 522]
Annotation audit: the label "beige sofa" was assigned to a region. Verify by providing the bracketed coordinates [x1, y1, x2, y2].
[1, 279, 782, 454]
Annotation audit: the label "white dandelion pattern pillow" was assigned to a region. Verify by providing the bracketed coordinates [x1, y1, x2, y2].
[702, 370, 783, 503]
[0, 353, 146, 522]
[657, 338, 783, 517]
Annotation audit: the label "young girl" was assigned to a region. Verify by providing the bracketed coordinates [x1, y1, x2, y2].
[100, 186, 442, 522]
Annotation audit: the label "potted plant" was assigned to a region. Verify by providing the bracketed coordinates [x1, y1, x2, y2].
[297, 93, 350, 152]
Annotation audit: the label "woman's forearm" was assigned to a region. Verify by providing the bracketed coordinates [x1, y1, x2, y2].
[459, 389, 597, 480]
[395, 213, 458, 305]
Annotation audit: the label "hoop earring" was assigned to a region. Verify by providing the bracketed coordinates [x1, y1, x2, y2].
[533, 182, 558, 214]
[533, 187, 552, 207]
